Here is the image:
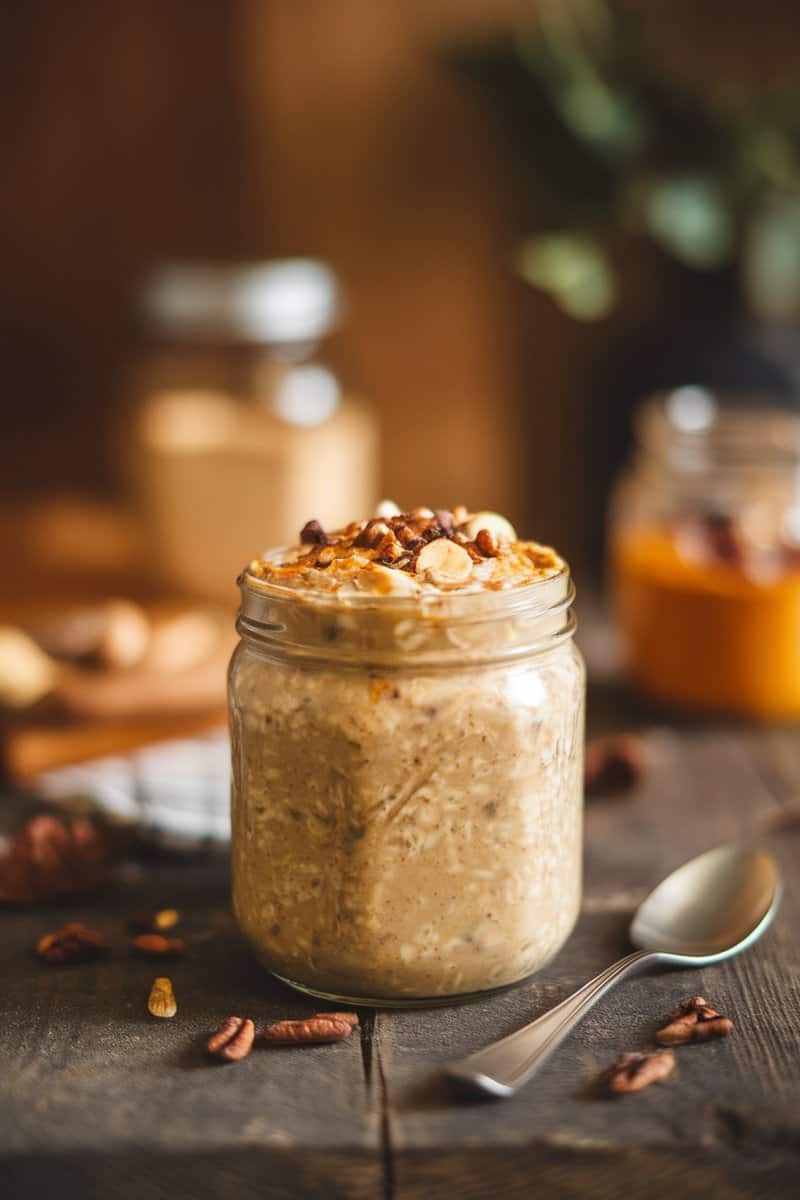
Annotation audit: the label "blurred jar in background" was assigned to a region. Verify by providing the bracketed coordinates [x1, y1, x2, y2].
[610, 388, 800, 719]
[128, 260, 379, 603]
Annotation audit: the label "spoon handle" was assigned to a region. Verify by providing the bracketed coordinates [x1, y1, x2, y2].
[446, 949, 657, 1098]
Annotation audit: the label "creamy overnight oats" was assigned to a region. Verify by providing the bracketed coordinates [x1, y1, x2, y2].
[229, 504, 585, 1004]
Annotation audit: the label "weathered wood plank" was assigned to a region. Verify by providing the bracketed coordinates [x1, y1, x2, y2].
[2, 712, 799, 1199]
[0, 856, 383, 1200]
[382, 722, 800, 1199]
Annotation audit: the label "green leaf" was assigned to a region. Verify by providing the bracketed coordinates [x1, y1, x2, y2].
[516, 233, 617, 319]
[745, 196, 800, 320]
[644, 177, 734, 269]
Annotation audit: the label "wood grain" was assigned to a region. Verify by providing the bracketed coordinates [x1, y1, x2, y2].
[1, 713, 799, 1198]
[383, 722, 800, 1198]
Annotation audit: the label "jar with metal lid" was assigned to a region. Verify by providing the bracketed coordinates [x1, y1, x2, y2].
[610, 387, 800, 718]
[228, 560, 584, 1005]
[127, 260, 379, 602]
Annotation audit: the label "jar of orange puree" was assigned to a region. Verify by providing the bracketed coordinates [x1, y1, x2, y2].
[611, 388, 800, 719]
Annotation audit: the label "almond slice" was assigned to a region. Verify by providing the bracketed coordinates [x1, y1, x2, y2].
[416, 539, 473, 587]
[464, 511, 517, 544]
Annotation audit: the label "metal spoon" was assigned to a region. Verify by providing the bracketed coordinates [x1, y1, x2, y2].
[446, 845, 781, 1099]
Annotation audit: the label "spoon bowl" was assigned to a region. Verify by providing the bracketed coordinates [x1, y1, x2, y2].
[630, 845, 781, 962]
[447, 844, 781, 1098]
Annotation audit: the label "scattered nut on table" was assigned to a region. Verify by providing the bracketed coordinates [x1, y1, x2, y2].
[207, 1016, 256, 1061]
[656, 995, 734, 1045]
[585, 733, 645, 797]
[260, 1012, 359, 1045]
[605, 1050, 676, 1094]
[126, 909, 180, 934]
[148, 977, 177, 1018]
[36, 922, 110, 964]
[132, 934, 185, 959]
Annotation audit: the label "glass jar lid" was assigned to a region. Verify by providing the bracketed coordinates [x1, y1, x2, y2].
[139, 259, 340, 346]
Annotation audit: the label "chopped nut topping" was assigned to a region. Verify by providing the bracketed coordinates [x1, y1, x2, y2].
[354, 520, 388, 548]
[300, 520, 330, 546]
[314, 545, 338, 567]
[475, 528, 501, 558]
[247, 506, 563, 597]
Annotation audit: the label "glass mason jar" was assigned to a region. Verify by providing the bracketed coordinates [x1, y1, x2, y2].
[229, 563, 584, 1006]
[124, 260, 378, 603]
[610, 388, 800, 719]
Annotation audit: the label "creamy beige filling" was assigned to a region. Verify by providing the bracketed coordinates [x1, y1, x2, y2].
[230, 643, 584, 998]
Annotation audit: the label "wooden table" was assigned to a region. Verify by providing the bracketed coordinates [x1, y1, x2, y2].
[2, 681, 800, 1199]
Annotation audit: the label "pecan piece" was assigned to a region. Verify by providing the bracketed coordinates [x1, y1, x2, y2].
[394, 523, 422, 548]
[373, 531, 403, 562]
[126, 909, 180, 934]
[208, 1016, 256, 1061]
[656, 996, 733, 1045]
[132, 933, 185, 958]
[585, 734, 644, 797]
[354, 519, 390, 549]
[260, 1012, 359, 1045]
[1, 814, 115, 905]
[300, 519, 329, 545]
[148, 976, 177, 1018]
[37, 922, 110, 964]
[605, 1050, 675, 1094]
[475, 528, 501, 557]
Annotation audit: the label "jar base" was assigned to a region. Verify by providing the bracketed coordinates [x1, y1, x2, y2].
[269, 967, 542, 1010]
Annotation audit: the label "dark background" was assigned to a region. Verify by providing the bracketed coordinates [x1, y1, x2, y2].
[2, 0, 799, 579]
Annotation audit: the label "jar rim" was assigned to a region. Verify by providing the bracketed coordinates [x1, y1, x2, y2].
[236, 559, 576, 667]
[238, 558, 572, 621]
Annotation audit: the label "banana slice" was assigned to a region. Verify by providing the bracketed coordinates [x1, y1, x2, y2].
[416, 539, 473, 587]
[464, 511, 517, 544]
